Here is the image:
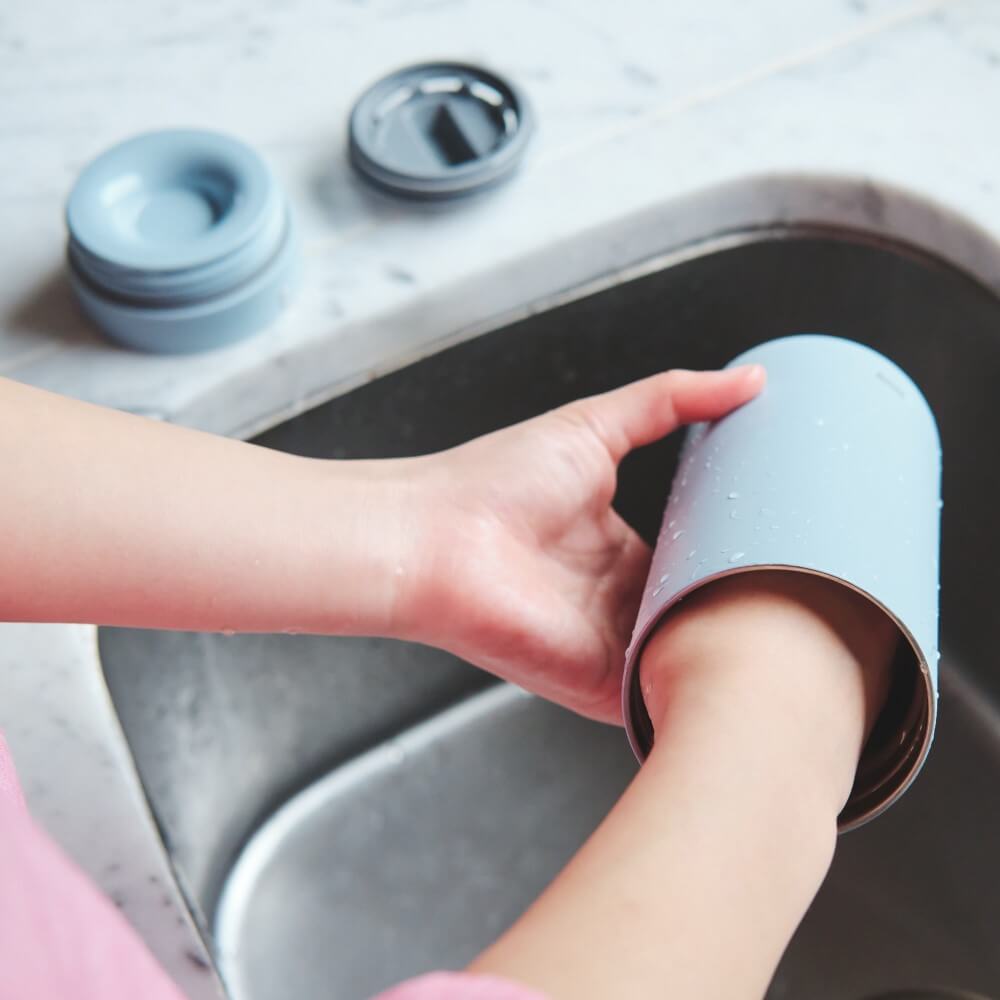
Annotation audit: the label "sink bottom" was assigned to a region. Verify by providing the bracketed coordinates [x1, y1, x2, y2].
[215, 687, 634, 1000]
[216, 662, 1000, 1000]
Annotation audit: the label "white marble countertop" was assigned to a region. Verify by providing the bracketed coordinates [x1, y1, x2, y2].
[2, 0, 999, 994]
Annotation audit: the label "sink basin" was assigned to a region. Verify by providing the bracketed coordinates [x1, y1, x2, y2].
[99, 233, 1000, 999]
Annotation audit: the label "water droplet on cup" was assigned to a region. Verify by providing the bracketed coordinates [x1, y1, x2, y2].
[659, 573, 670, 584]
[672, 529, 685, 541]
[727, 491, 740, 499]
[728, 552, 745, 563]
[686, 549, 697, 560]
[730, 511, 741, 520]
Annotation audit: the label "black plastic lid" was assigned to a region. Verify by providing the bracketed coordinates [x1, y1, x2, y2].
[348, 62, 534, 200]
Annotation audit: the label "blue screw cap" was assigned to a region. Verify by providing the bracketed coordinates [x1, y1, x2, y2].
[349, 62, 534, 200]
[66, 129, 299, 353]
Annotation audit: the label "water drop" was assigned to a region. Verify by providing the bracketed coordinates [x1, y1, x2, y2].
[704, 460, 712, 470]
[221, 628, 235, 638]
[652, 584, 665, 597]
[672, 529, 685, 541]
[728, 551, 745, 563]
[680, 476, 688, 487]
[668, 519, 677, 529]
[729, 510, 741, 520]
[659, 573, 670, 584]
[686, 549, 697, 560]
[727, 491, 740, 499]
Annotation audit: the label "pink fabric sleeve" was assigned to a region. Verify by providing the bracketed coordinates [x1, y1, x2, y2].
[373, 972, 547, 1000]
[0, 732, 187, 1000]
[0, 733, 545, 1000]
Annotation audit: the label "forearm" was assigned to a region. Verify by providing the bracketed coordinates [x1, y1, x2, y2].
[0, 377, 418, 634]
[471, 573, 895, 999]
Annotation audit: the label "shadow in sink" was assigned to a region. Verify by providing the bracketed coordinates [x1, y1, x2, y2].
[99, 233, 1000, 999]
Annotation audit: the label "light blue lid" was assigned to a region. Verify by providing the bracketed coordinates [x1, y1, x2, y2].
[65, 129, 299, 353]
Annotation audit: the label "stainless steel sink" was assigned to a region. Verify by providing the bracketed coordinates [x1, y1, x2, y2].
[99, 233, 1000, 1000]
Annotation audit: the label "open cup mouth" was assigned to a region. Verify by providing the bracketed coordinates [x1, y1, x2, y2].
[623, 565, 935, 832]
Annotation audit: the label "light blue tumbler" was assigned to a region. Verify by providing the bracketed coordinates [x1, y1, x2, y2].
[622, 335, 941, 830]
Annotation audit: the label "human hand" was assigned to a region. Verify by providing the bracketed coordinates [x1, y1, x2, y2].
[395, 366, 765, 723]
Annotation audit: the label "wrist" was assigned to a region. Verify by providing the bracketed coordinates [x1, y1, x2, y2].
[639, 571, 896, 818]
[306, 455, 430, 638]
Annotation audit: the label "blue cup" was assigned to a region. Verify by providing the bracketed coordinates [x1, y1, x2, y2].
[622, 335, 941, 830]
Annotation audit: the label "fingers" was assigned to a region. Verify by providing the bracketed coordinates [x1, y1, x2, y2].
[567, 365, 766, 462]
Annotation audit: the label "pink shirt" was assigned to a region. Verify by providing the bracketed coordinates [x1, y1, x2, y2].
[0, 733, 544, 1000]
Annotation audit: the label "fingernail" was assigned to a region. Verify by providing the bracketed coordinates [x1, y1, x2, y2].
[731, 363, 766, 383]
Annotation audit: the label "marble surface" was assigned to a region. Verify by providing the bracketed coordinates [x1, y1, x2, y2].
[2, 0, 1000, 995]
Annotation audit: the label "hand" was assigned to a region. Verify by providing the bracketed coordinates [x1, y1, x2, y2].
[396, 366, 766, 723]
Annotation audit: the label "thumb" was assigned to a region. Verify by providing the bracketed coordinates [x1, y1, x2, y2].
[563, 365, 766, 462]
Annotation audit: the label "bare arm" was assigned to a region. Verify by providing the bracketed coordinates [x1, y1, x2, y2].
[0, 376, 419, 634]
[470, 571, 896, 999]
[0, 367, 763, 719]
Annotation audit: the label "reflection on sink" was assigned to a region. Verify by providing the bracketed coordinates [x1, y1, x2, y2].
[99, 234, 1000, 999]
